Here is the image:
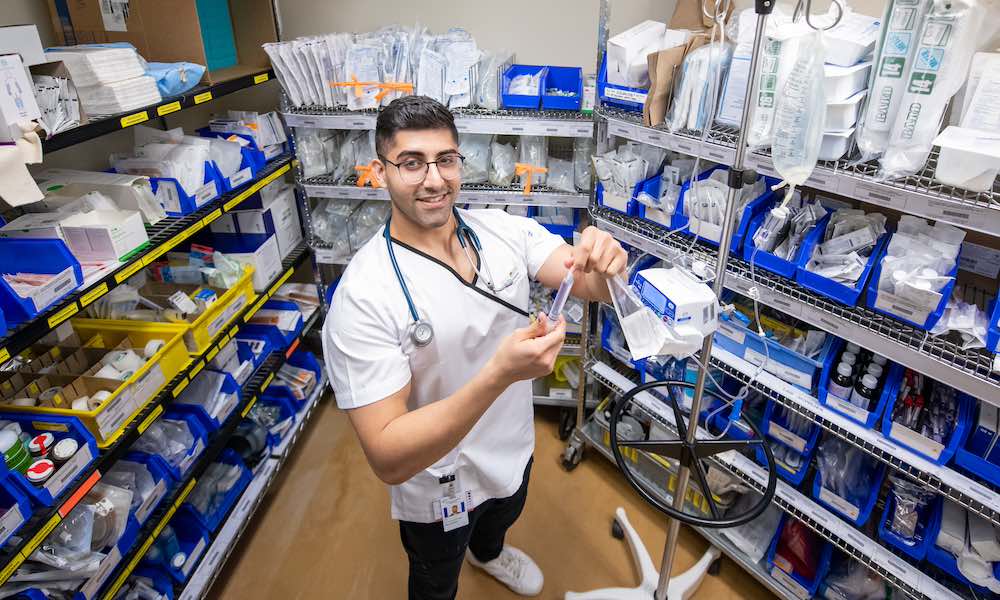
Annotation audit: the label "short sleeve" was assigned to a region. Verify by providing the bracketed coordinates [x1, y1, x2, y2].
[501, 213, 566, 279]
[322, 285, 411, 410]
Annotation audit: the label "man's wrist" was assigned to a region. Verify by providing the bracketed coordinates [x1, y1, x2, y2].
[480, 358, 512, 393]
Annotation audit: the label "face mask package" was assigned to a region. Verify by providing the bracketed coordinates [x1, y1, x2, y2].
[458, 133, 492, 184]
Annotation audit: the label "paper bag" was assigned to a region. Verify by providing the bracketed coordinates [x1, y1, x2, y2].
[669, 0, 732, 29]
[643, 34, 709, 127]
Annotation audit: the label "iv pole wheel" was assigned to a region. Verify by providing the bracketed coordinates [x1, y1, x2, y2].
[608, 380, 779, 528]
[559, 408, 577, 441]
[611, 518, 625, 540]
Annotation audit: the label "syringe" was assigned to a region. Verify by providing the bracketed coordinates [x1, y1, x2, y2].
[546, 269, 575, 331]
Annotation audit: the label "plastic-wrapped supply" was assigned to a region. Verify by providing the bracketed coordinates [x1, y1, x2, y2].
[417, 46, 448, 104]
[296, 128, 330, 179]
[816, 437, 879, 512]
[489, 142, 517, 186]
[771, 31, 826, 203]
[349, 201, 391, 249]
[133, 419, 195, 469]
[823, 554, 887, 600]
[187, 460, 244, 519]
[592, 144, 649, 200]
[668, 42, 733, 133]
[753, 196, 827, 259]
[874, 215, 964, 307]
[84, 482, 133, 550]
[459, 133, 492, 183]
[721, 493, 783, 564]
[264, 43, 303, 107]
[886, 475, 936, 544]
[806, 209, 887, 284]
[344, 43, 384, 110]
[573, 137, 594, 191]
[880, 0, 985, 178]
[437, 32, 480, 109]
[684, 168, 764, 232]
[104, 461, 155, 513]
[518, 136, 548, 186]
[476, 50, 511, 109]
[326, 34, 353, 107]
[546, 158, 576, 193]
[930, 297, 989, 350]
[313, 199, 360, 257]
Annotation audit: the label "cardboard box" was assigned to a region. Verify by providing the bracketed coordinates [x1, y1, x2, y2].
[0, 212, 65, 240]
[0, 25, 46, 67]
[60, 210, 149, 262]
[219, 234, 281, 292]
[0, 53, 40, 143]
[607, 21, 666, 87]
[231, 187, 303, 259]
[44, 0, 276, 85]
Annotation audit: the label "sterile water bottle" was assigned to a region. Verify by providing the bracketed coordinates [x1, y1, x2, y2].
[828, 363, 855, 401]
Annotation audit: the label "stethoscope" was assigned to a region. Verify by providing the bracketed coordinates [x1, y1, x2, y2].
[384, 208, 520, 347]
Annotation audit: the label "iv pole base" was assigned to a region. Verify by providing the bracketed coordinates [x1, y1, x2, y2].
[565, 508, 722, 600]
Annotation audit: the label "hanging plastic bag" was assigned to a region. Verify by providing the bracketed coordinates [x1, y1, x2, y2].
[573, 137, 594, 191]
[880, 0, 985, 179]
[770, 31, 826, 208]
[518, 136, 548, 186]
[489, 141, 516, 186]
[459, 133, 491, 183]
[546, 158, 576, 192]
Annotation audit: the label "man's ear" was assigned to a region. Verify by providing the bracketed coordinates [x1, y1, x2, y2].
[372, 158, 387, 187]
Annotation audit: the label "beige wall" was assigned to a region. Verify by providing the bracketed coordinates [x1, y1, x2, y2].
[275, 0, 676, 69]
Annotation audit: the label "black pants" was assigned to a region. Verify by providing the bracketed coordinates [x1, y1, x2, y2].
[398, 458, 533, 600]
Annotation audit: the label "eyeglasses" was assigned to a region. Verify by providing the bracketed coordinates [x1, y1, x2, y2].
[379, 153, 465, 185]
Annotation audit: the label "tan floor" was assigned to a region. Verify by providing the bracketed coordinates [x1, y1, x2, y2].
[211, 399, 775, 599]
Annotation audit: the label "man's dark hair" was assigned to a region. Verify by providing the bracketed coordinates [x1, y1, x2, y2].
[375, 95, 459, 157]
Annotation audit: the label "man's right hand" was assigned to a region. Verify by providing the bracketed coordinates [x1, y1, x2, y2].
[487, 314, 566, 386]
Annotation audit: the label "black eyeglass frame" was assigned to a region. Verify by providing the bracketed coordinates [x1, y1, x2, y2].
[377, 153, 466, 183]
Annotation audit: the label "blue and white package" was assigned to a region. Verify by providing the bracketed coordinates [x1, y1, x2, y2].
[147, 62, 206, 96]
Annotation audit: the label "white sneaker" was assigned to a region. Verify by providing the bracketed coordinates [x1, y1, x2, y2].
[467, 545, 544, 596]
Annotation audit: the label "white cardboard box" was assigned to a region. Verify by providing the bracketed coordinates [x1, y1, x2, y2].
[0, 53, 40, 143]
[60, 210, 149, 262]
[33, 169, 164, 224]
[223, 234, 282, 292]
[0, 25, 46, 67]
[231, 187, 302, 259]
[607, 20, 666, 87]
[0, 212, 65, 239]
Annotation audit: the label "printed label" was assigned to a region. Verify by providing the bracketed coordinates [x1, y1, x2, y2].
[182, 537, 208, 576]
[926, 199, 972, 223]
[46, 301, 79, 329]
[133, 363, 166, 408]
[958, 242, 1000, 278]
[33, 267, 77, 313]
[254, 73, 270, 85]
[768, 422, 807, 453]
[45, 441, 93, 494]
[550, 387, 573, 400]
[770, 566, 810, 599]
[80, 546, 122, 599]
[157, 101, 182, 116]
[717, 322, 746, 345]
[818, 486, 861, 521]
[214, 392, 239, 422]
[229, 168, 253, 188]
[136, 479, 167, 524]
[120, 111, 149, 128]
[179, 439, 205, 475]
[744, 349, 813, 389]
[80, 283, 110, 307]
[874, 290, 934, 322]
[605, 88, 647, 105]
[804, 169, 835, 192]
[890, 422, 945, 459]
[195, 182, 218, 206]
[826, 395, 870, 422]
[194, 92, 213, 104]
[639, 128, 669, 148]
[99, 0, 129, 31]
[607, 120, 636, 139]
[0, 504, 24, 544]
[97, 396, 133, 437]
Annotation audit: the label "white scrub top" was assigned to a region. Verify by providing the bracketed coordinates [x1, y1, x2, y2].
[322, 208, 565, 523]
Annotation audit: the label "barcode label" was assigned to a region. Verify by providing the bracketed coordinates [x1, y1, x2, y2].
[768, 422, 807, 453]
[818, 486, 861, 521]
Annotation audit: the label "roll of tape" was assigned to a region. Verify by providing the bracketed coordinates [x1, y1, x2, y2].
[117, 370, 134, 381]
[93, 390, 112, 403]
[26, 458, 54, 484]
[94, 364, 122, 380]
[28, 433, 55, 457]
[72, 397, 91, 411]
[87, 396, 104, 411]
[100, 350, 125, 367]
[111, 350, 143, 373]
[52, 438, 78, 464]
[10, 397, 37, 407]
[39, 386, 64, 407]
[143, 339, 166, 359]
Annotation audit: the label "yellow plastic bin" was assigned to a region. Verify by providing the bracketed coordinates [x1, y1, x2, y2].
[0, 321, 190, 447]
[139, 265, 256, 354]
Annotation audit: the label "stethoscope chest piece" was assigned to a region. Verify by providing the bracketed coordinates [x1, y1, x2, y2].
[410, 319, 434, 347]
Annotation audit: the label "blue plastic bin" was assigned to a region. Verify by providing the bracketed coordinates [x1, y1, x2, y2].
[955, 399, 1000, 488]
[136, 409, 210, 483]
[864, 236, 959, 330]
[811, 449, 885, 526]
[234, 330, 275, 369]
[597, 56, 647, 113]
[925, 503, 994, 596]
[197, 128, 267, 191]
[0, 238, 83, 326]
[242, 300, 304, 351]
[987, 297, 999, 354]
[143, 161, 223, 217]
[754, 440, 812, 486]
[117, 452, 172, 525]
[542, 66, 583, 111]
[0, 472, 33, 548]
[256, 389, 299, 448]
[880, 371, 972, 465]
[158, 510, 210, 583]
[766, 516, 833, 599]
[132, 567, 176, 600]
[744, 210, 828, 279]
[0, 412, 98, 507]
[756, 401, 819, 485]
[172, 370, 242, 431]
[794, 214, 888, 307]
[501, 65, 547, 109]
[817, 340, 899, 429]
[529, 206, 579, 239]
[673, 169, 777, 256]
[878, 494, 939, 561]
[179, 448, 251, 532]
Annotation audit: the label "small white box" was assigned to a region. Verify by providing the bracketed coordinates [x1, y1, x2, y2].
[0, 212, 65, 239]
[825, 91, 866, 130]
[231, 187, 303, 259]
[223, 234, 282, 292]
[209, 212, 239, 234]
[607, 20, 667, 87]
[0, 25, 46, 67]
[933, 126, 1000, 193]
[824, 62, 871, 102]
[0, 53, 40, 143]
[818, 129, 855, 161]
[821, 13, 880, 67]
[60, 210, 149, 262]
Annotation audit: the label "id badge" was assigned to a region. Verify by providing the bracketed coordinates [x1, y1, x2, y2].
[436, 474, 472, 532]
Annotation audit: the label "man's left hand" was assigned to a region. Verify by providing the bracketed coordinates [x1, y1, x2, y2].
[569, 226, 628, 278]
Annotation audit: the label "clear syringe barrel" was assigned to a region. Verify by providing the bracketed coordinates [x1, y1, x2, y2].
[546, 269, 575, 328]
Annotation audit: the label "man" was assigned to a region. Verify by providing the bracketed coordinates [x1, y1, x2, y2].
[323, 95, 626, 600]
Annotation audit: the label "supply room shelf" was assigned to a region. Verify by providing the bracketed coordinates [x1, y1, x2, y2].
[0, 243, 311, 587]
[300, 176, 591, 208]
[598, 107, 1000, 238]
[98, 309, 322, 600]
[705, 345, 1000, 529]
[592, 206, 1000, 405]
[283, 105, 595, 137]
[578, 417, 800, 600]
[178, 374, 326, 600]
[0, 156, 294, 366]
[585, 359, 962, 600]
[42, 69, 276, 153]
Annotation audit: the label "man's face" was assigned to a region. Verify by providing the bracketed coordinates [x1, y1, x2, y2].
[373, 128, 461, 231]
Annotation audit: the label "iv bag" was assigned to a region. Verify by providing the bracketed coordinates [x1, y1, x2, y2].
[771, 31, 826, 189]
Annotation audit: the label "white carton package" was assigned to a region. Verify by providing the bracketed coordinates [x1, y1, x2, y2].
[818, 129, 855, 161]
[969, 513, 1000, 561]
[208, 213, 239, 235]
[231, 188, 303, 259]
[933, 126, 1000, 193]
[824, 62, 871, 102]
[59, 210, 148, 262]
[820, 12, 880, 67]
[0, 212, 65, 239]
[607, 21, 667, 87]
[0, 53, 40, 143]
[0, 25, 46, 67]
[825, 91, 867, 130]
[34, 169, 165, 224]
[222, 234, 282, 292]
